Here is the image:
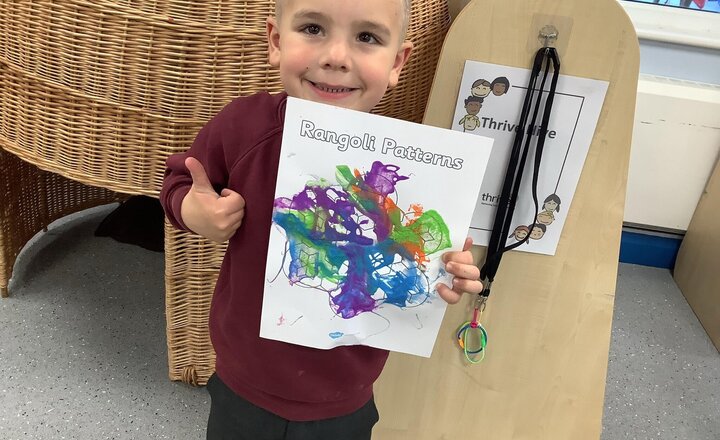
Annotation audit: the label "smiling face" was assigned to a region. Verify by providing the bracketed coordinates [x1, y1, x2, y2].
[471, 84, 490, 98]
[492, 82, 507, 96]
[536, 211, 553, 225]
[529, 226, 545, 240]
[514, 227, 529, 241]
[267, 0, 413, 112]
[465, 100, 482, 115]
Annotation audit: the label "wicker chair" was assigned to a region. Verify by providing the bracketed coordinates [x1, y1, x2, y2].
[0, 0, 450, 385]
[0, 149, 121, 297]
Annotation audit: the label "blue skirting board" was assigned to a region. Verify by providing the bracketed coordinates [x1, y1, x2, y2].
[619, 230, 683, 269]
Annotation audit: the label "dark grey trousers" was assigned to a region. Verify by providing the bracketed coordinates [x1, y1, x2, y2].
[206, 373, 379, 440]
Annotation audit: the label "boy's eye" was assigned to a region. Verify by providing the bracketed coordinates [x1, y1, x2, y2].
[357, 32, 379, 44]
[301, 24, 322, 35]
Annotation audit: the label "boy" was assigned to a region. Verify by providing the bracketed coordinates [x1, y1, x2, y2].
[160, 0, 483, 438]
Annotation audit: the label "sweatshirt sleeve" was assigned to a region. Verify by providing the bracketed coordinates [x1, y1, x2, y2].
[159, 107, 231, 232]
[160, 92, 284, 232]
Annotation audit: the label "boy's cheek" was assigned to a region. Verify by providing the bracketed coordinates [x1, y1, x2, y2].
[279, 47, 313, 73]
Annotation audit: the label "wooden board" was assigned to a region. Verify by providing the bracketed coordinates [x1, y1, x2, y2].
[373, 0, 640, 438]
[674, 159, 720, 353]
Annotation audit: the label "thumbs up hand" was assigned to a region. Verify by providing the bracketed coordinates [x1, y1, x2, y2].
[180, 157, 246, 243]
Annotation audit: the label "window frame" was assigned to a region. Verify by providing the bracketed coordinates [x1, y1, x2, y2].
[619, 0, 720, 49]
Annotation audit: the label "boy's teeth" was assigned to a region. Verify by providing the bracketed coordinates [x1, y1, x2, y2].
[316, 84, 350, 93]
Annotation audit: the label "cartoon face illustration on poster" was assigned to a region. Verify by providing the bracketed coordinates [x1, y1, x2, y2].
[471, 79, 492, 98]
[458, 96, 483, 132]
[509, 225, 530, 242]
[491, 77, 510, 96]
[536, 210, 554, 225]
[529, 223, 546, 240]
[542, 193, 561, 213]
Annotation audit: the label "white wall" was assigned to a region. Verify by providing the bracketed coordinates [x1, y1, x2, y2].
[625, 77, 720, 231]
[622, 2, 720, 231]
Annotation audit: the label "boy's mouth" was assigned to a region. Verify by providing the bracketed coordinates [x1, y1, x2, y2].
[308, 81, 355, 94]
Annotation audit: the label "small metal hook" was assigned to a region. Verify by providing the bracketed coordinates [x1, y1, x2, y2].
[539, 25, 559, 48]
[475, 293, 487, 313]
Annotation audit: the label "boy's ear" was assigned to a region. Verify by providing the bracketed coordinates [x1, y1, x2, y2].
[267, 16, 281, 67]
[388, 41, 413, 90]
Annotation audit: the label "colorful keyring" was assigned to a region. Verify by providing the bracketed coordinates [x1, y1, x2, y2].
[456, 321, 488, 364]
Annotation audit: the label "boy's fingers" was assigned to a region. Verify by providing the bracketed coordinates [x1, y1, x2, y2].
[452, 278, 483, 295]
[232, 218, 244, 230]
[442, 237, 475, 264]
[220, 188, 244, 203]
[185, 157, 214, 191]
[442, 250, 474, 265]
[436, 283, 463, 304]
[220, 189, 246, 211]
[445, 261, 480, 280]
[437, 277, 484, 304]
[463, 236, 473, 252]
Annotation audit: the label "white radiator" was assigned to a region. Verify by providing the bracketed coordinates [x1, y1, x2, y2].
[624, 74, 720, 232]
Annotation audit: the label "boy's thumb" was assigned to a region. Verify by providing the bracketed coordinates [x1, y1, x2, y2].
[185, 157, 213, 190]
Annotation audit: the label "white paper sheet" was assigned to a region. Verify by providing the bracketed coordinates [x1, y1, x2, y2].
[452, 60, 609, 255]
[260, 97, 493, 357]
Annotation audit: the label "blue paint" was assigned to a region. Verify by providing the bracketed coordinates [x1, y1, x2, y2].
[329, 332, 344, 339]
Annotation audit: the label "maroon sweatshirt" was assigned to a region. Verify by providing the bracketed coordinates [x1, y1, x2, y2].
[160, 92, 389, 421]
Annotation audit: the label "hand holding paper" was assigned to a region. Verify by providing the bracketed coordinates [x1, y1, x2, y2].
[181, 156, 246, 243]
[437, 237, 483, 304]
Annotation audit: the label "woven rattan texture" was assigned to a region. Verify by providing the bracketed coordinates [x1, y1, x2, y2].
[0, 61, 201, 196]
[0, 0, 449, 196]
[164, 220, 226, 384]
[0, 148, 120, 297]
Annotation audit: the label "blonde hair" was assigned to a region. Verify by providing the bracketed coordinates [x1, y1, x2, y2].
[275, 0, 411, 39]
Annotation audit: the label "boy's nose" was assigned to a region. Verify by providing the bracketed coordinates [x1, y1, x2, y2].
[320, 38, 350, 71]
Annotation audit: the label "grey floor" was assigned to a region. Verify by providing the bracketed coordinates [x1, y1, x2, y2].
[1, 205, 718, 440]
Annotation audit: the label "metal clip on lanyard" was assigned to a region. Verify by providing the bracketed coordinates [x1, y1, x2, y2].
[456, 282, 490, 364]
[457, 44, 561, 364]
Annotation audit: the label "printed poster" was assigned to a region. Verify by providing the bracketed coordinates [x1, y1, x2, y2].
[453, 60, 608, 255]
[260, 97, 493, 357]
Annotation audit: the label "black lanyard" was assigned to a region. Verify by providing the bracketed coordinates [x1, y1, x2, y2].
[478, 47, 561, 298]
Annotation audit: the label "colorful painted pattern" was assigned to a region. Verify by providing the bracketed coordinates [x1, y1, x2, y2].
[273, 161, 451, 319]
